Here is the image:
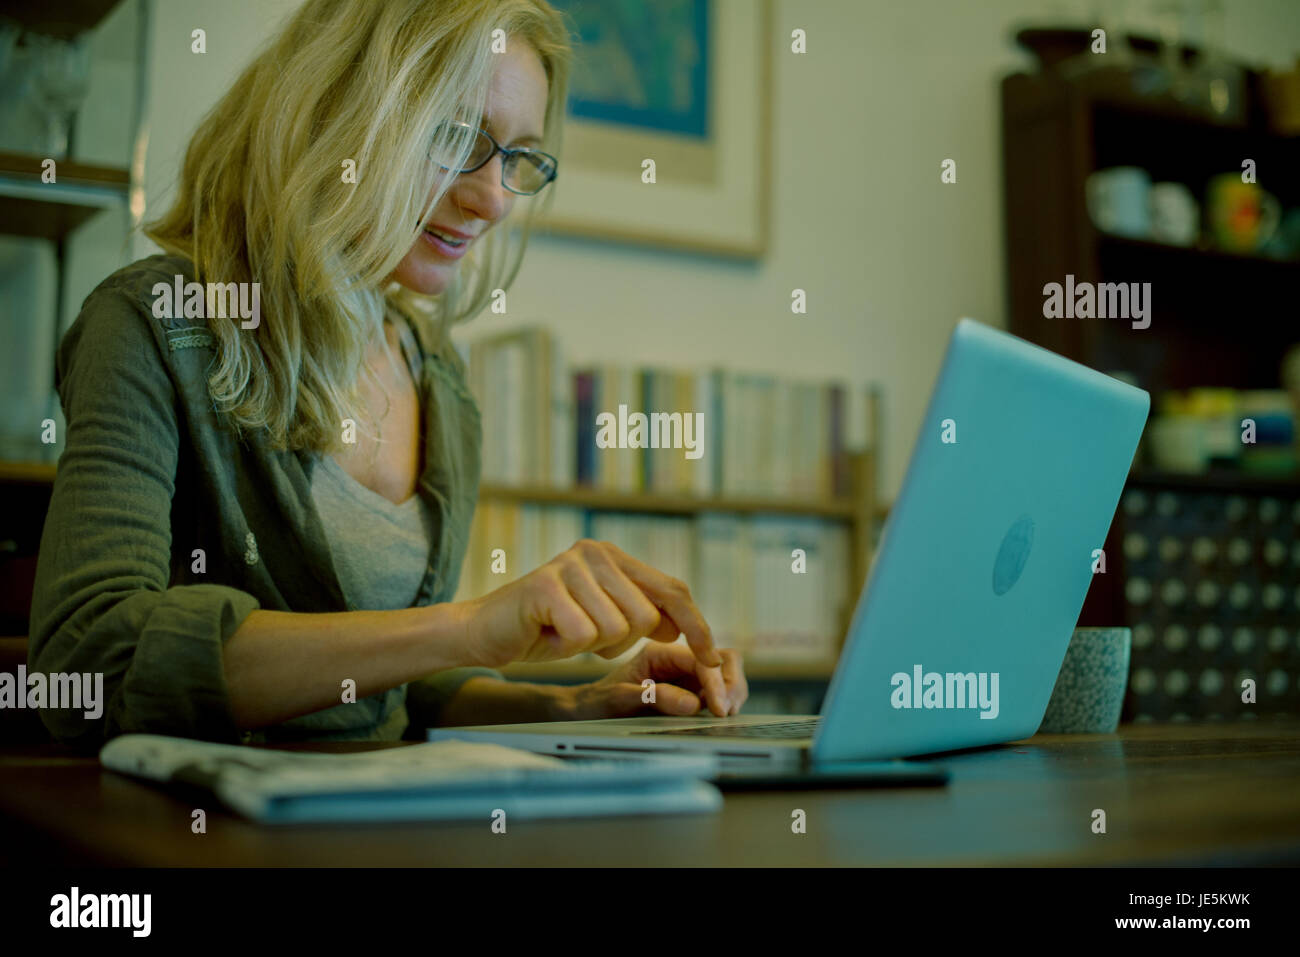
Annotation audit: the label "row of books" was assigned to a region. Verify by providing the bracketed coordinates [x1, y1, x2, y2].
[466, 327, 873, 499]
[452, 502, 854, 663]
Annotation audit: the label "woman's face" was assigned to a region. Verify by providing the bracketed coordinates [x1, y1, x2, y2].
[390, 41, 550, 296]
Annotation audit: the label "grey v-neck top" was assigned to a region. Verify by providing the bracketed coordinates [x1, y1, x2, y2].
[29, 253, 503, 748]
[310, 454, 434, 611]
[311, 318, 435, 612]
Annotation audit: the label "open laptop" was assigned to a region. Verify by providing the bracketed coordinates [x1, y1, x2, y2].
[431, 319, 1150, 772]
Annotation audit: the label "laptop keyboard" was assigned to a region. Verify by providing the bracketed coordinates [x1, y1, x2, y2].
[637, 718, 820, 739]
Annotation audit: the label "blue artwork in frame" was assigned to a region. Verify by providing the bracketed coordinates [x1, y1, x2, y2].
[550, 0, 710, 139]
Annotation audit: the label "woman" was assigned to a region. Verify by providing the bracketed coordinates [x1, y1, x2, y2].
[29, 0, 746, 748]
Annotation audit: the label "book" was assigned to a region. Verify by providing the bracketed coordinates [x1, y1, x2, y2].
[100, 734, 721, 824]
[574, 369, 596, 486]
[550, 338, 574, 487]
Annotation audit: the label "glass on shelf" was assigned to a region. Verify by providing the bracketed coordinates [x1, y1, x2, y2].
[1179, 0, 1245, 122]
[0, 18, 36, 154]
[1149, 0, 1194, 104]
[0, 18, 16, 73]
[26, 33, 91, 160]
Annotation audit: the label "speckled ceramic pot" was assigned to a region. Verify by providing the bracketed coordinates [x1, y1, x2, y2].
[1038, 627, 1131, 733]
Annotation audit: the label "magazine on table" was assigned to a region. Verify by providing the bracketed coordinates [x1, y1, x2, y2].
[99, 733, 722, 824]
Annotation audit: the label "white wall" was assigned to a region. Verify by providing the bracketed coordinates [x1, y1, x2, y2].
[130, 0, 302, 264]
[115, 0, 1300, 500]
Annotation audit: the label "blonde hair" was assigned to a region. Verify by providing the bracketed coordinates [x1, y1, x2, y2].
[146, 0, 571, 452]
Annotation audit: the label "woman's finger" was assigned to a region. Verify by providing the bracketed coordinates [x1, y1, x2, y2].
[647, 682, 703, 716]
[601, 679, 701, 716]
[638, 640, 729, 716]
[597, 542, 720, 668]
[634, 640, 704, 681]
[644, 611, 685, 646]
[594, 634, 643, 661]
[558, 555, 631, 654]
[580, 543, 664, 642]
[532, 571, 598, 659]
[693, 653, 730, 716]
[719, 648, 749, 715]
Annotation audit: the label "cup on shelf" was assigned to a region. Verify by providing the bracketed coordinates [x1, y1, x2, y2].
[1147, 415, 1209, 472]
[1260, 208, 1300, 260]
[1149, 181, 1199, 246]
[1184, 388, 1242, 465]
[1086, 166, 1152, 239]
[1283, 345, 1300, 422]
[1261, 59, 1300, 135]
[1206, 173, 1281, 254]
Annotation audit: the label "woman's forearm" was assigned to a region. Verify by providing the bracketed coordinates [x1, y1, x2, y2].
[437, 676, 574, 727]
[221, 603, 469, 730]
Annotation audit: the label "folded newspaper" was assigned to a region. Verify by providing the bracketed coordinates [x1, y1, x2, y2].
[100, 734, 722, 824]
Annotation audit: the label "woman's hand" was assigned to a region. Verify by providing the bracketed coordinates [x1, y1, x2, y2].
[456, 539, 721, 671]
[563, 641, 749, 720]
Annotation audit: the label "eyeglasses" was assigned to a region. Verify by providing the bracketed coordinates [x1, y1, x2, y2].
[429, 121, 558, 195]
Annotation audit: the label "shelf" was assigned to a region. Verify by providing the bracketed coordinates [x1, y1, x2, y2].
[1098, 234, 1300, 271]
[0, 151, 131, 188]
[1004, 67, 1252, 133]
[1018, 27, 1215, 74]
[1128, 467, 1300, 495]
[0, 462, 57, 484]
[0, 466, 875, 520]
[0, 152, 130, 242]
[500, 657, 837, 683]
[0, 0, 124, 39]
[478, 483, 861, 519]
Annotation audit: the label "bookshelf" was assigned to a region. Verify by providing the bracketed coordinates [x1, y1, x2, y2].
[463, 327, 883, 684]
[485, 442, 876, 684]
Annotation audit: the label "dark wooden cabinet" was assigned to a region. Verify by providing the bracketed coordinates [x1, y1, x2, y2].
[1001, 66, 1300, 395]
[1002, 61, 1300, 719]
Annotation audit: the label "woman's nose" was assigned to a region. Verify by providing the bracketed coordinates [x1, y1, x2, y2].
[452, 154, 511, 223]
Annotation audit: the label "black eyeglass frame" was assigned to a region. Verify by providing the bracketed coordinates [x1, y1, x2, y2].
[432, 121, 558, 195]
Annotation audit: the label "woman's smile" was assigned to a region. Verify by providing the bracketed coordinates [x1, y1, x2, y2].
[421, 224, 474, 259]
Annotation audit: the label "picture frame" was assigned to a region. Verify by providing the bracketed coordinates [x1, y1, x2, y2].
[539, 0, 771, 259]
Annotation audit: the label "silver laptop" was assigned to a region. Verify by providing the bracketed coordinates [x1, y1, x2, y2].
[430, 320, 1149, 770]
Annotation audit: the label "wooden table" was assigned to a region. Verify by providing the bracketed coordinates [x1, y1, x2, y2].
[1, 720, 1298, 866]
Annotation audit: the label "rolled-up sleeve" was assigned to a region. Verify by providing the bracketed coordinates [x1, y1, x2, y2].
[28, 286, 259, 749]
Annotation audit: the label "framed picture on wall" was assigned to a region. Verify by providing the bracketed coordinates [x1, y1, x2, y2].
[540, 0, 771, 259]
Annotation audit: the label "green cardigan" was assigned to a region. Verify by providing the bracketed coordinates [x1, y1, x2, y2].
[28, 254, 501, 749]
